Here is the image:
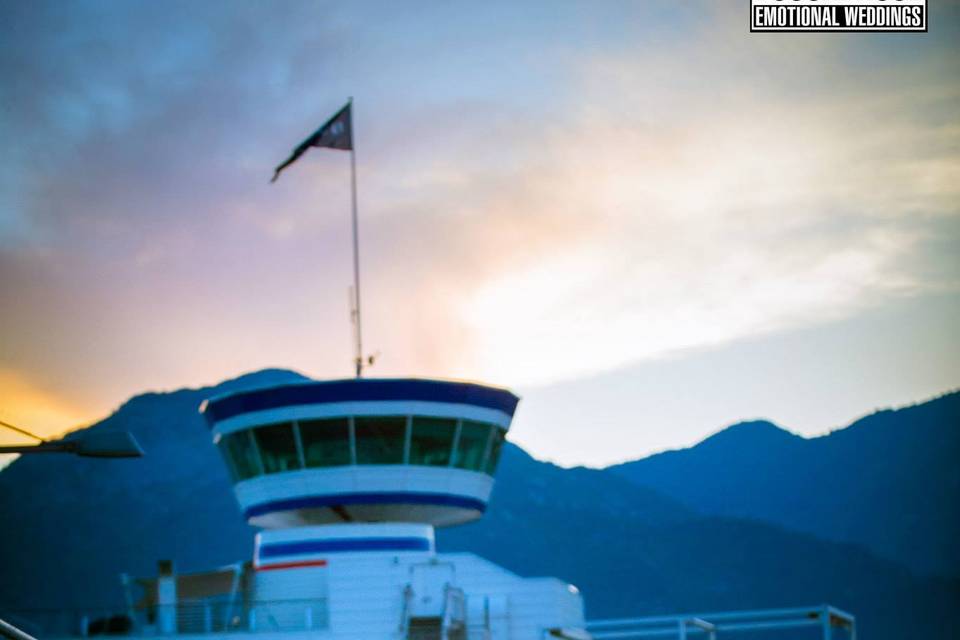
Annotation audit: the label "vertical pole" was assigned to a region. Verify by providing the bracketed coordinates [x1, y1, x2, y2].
[203, 604, 212, 633]
[348, 98, 363, 377]
[224, 563, 241, 629]
[120, 573, 135, 630]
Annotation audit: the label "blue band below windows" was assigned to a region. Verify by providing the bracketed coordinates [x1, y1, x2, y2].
[260, 537, 431, 557]
[244, 491, 487, 519]
[203, 378, 519, 426]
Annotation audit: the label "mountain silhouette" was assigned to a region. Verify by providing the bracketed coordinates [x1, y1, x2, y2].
[610, 392, 960, 579]
[1, 370, 956, 639]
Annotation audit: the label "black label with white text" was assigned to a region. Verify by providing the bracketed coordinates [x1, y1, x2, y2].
[751, 0, 927, 32]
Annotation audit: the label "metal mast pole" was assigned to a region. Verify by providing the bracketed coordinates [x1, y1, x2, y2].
[348, 97, 363, 378]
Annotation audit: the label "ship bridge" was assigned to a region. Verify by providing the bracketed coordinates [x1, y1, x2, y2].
[177, 377, 589, 639]
[202, 378, 516, 528]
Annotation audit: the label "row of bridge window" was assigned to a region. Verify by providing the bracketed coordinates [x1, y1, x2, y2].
[217, 416, 506, 482]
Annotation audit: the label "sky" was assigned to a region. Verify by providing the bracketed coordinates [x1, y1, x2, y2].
[1, 1, 958, 467]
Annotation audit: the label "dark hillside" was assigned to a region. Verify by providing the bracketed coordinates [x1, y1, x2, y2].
[610, 392, 960, 578]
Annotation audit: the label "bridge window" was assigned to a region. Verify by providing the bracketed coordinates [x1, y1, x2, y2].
[216, 435, 239, 482]
[254, 422, 300, 474]
[409, 417, 456, 466]
[485, 428, 506, 474]
[217, 415, 506, 478]
[454, 421, 490, 472]
[219, 430, 261, 481]
[354, 416, 407, 464]
[299, 418, 351, 468]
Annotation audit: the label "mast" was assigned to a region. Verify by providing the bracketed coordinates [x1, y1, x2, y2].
[270, 96, 367, 378]
[348, 97, 363, 378]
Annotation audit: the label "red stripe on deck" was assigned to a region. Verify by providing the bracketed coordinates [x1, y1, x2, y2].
[255, 559, 328, 571]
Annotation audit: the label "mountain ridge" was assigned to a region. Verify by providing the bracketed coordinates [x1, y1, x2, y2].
[610, 389, 960, 579]
[1, 370, 956, 639]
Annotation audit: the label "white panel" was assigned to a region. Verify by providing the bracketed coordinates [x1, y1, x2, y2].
[211, 400, 512, 436]
[139, 549, 589, 639]
[260, 523, 435, 544]
[233, 466, 495, 511]
[254, 565, 329, 601]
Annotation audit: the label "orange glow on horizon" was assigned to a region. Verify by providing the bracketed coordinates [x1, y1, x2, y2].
[0, 370, 93, 445]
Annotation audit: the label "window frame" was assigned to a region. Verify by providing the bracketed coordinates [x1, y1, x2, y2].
[408, 415, 458, 468]
[292, 420, 306, 468]
[452, 419, 491, 472]
[352, 415, 408, 465]
[252, 421, 301, 475]
[298, 417, 352, 469]
[403, 415, 412, 464]
[216, 414, 508, 478]
[448, 420, 463, 468]
[484, 427, 507, 475]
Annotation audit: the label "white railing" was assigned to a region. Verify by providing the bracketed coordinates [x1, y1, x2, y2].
[587, 605, 855, 640]
[2, 599, 328, 637]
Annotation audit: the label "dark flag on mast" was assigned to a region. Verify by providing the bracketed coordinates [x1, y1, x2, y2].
[271, 102, 353, 183]
[268, 98, 369, 378]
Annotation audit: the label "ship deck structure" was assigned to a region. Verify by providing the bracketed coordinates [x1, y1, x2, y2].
[4, 378, 857, 640]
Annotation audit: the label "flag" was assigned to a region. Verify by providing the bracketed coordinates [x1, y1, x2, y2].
[271, 102, 352, 183]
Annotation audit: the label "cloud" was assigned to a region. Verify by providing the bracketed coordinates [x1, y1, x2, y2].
[444, 6, 960, 383]
[0, 1, 957, 442]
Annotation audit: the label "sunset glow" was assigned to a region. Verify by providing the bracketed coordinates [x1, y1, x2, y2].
[1, 1, 957, 465]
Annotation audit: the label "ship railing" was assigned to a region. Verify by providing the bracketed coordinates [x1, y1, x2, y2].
[442, 585, 467, 640]
[586, 604, 855, 639]
[1, 599, 329, 637]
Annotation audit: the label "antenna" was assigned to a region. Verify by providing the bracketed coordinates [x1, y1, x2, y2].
[349, 285, 377, 376]
[348, 284, 363, 377]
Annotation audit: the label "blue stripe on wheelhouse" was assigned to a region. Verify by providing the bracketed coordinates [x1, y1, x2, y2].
[244, 491, 487, 519]
[259, 536, 431, 557]
[202, 378, 519, 426]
